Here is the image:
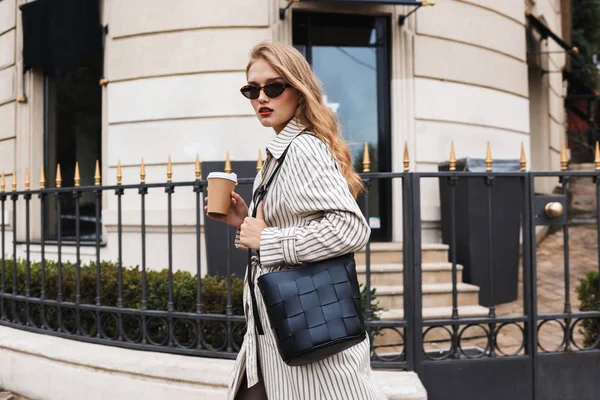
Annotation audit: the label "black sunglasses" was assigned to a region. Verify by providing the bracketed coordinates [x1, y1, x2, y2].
[240, 83, 292, 100]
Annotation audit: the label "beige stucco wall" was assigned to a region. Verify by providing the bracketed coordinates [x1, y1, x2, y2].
[0, 0, 15, 182]
[0, 0, 16, 246]
[104, 0, 274, 172]
[413, 0, 530, 236]
[99, 0, 274, 270]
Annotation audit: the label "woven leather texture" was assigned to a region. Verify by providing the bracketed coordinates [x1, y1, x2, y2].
[257, 254, 366, 365]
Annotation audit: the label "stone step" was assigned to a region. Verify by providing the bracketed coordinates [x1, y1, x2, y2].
[356, 242, 449, 264]
[378, 305, 490, 321]
[357, 262, 463, 286]
[371, 306, 490, 349]
[373, 283, 480, 309]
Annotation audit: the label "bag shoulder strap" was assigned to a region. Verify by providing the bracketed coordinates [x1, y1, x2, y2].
[251, 142, 293, 217]
[247, 133, 301, 336]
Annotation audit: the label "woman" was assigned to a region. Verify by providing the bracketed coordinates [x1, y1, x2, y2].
[206, 42, 385, 400]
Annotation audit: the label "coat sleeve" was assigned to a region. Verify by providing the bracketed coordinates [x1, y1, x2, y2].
[235, 228, 248, 250]
[259, 135, 371, 267]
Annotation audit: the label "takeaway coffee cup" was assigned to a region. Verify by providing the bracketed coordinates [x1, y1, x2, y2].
[207, 172, 238, 216]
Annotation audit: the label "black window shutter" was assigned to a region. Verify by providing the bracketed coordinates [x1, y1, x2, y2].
[21, 0, 50, 72]
[21, 0, 102, 75]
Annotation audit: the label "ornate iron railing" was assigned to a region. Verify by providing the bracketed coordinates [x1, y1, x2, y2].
[1, 142, 599, 395]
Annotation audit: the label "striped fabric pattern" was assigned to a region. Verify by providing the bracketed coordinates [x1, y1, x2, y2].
[227, 119, 385, 400]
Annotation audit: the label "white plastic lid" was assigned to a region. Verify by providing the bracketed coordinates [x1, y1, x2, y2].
[207, 172, 238, 183]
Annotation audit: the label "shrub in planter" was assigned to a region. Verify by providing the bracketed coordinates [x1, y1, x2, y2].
[575, 270, 599, 349]
[3, 258, 244, 348]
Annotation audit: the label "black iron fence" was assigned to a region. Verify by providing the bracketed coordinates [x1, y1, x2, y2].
[1, 154, 600, 399]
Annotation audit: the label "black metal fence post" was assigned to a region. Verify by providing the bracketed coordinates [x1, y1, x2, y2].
[559, 175, 572, 352]
[166, 182, 175, 347]
[528, 172, 539, 400]
[74, 188, 82, 335]
[447, 174, 460, 359]
[226, 225, 233, 353]
[11, 191, 18, 323]
[484, 174, 497, 357]
[39, 189, 47, 328]
[402, 173, 415, 370]
[95, 187, 102, 338]
[139, 184, 148, 344]
[116, 185, 124, 341]
[25, 191, 32, 326]
[411, 173, 424, 376]
[194, 181, 204, 350]
[56, 191, 63, 331]
[522, 172, 536, 400]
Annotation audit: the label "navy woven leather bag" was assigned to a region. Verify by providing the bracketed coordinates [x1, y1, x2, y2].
[256, 253, 366, 366]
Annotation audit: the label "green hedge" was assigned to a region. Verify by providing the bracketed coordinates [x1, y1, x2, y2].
[2, 258, 244, 312]
[1, 258, 381, 347]
[575, 270, 599, 349]
[1, 258, 246, 348]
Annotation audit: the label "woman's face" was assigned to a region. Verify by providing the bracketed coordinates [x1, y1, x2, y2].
[246, 57, 301, 134]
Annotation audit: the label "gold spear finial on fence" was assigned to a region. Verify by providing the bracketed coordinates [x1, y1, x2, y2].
[485, 142, 493, 172]
[56, 164, 62, 188]
[225, 152, 232, 174]
[1, 171, 4, 192]
[595, 142, 600, 171]
[560, 141, 568, 171]
[449, 141, 456, 171]
[94, 160, 101, 186]
[140, 158, 146, 183]
[167, 155, 173, 182]
[257, 149, 263, 173]
[40, 166, 45, 189]
[12, 169, 16, 191]
[403, 141, 410, 172]
[117, 160, 122, 185]
[195, 154, 201, 180]
[363, 142, 370, 173]
[25, 168, 30, 191]
[520, 143, 527, 171]
[74, 162, 81, 187]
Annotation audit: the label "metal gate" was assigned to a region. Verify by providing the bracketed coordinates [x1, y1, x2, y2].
[370, 162, 600, 400]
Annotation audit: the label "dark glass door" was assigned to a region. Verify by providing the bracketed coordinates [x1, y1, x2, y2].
[293, 11, 392, 242]
[44, 54, 102, 241]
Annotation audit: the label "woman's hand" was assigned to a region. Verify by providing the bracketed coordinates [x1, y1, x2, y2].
[240, 202, 267, 251]
[205, 191, 248, 228]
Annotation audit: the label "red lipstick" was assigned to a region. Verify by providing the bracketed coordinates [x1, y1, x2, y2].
[259, 107, 273, 117]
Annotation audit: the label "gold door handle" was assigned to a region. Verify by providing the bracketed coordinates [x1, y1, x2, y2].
[545, 202, 563, 218]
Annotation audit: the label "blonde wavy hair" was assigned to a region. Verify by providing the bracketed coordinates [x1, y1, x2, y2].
[246, 41, 364, 198]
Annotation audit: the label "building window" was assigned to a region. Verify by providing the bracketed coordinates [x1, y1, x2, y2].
[20, 0, 104, 241]
[293, 11, 392, 241]
[44, 53, 102, 241]
[44, 57, 102, 240]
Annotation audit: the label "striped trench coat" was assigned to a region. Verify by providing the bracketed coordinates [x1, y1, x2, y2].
[227, 119, 386, 400]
